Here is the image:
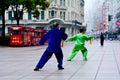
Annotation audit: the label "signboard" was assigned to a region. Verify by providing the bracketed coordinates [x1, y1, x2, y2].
[116, 19, 120, 27]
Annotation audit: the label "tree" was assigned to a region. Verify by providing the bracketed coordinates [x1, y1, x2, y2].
[11, 0, 50, 25]
[0, 0, 11, 39]
[0, 0, 50, 39]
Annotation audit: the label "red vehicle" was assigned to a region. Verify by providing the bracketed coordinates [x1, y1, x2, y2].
[10, 26, 47, 46]
[32, 29, 47, 45]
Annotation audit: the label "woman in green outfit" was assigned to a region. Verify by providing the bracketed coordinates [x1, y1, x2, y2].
[67, 28, 93, 61]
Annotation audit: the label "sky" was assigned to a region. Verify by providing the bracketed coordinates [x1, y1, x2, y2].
[84, 0, 105, 32]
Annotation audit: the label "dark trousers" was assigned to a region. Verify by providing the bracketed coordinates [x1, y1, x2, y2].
[100, 39, 104, 46]
[36, 50, 63, 69]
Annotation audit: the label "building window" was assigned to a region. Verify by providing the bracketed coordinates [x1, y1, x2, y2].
[60, 0, 62, 5]
[51, 10, 54, 18]
[68, 0, 70, 6]
[28, 12, 32, 20]
[55, 11, 57, 17]
[60, 12, 62, 19]
[63, 12, 65, 20]
[49, 10, 56, 18]
[49, 11, 51, 18]
[63, 0, 65, 6]
[8, 27, 10, 34]
[0, 16, 2, 20]
[41, 11, 44, 20]
[8, 11, 12, 20]
[71, 28, 74, 36]
[68, 12, 70, 20]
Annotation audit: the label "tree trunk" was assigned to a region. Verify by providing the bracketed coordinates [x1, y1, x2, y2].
[17, 17, 19, 25]
[1, 9, 5, 39]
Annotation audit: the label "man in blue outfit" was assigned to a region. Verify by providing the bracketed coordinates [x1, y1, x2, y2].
[34, 22, 68, 71]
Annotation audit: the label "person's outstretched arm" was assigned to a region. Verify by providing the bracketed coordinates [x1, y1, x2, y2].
[68, 35, 76, 41]
[39, 32, 49, 45]
[84, 35, 93, 40]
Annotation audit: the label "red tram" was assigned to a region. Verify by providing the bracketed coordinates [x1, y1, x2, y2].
[10, 26, 47, 46]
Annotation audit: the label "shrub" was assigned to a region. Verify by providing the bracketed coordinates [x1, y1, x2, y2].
[0, 35, 10, 46]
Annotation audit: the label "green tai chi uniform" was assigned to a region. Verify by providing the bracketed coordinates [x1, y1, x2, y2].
[67, 33, 93, 61]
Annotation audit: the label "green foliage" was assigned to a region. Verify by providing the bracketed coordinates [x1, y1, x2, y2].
[0, 0, 11, 10]
[0, 0, 11, 15]
[0, 0, 50, 39]
[37, 0, 50, 10]
[32, 0, 50, 18]
[0, 34, 10, 46]
[10, 0, 50, 24]
[0, 9, 1, 14]
[23, 0, 36, 12]
[0, 0, 11, 39]
[32, 9, 40, 18]
[11, 0, 35, 11]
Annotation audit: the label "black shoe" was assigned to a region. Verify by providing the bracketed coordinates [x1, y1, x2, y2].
[58, 67, 64, 70]
[34, 67, 39, 71]
[67, 59, 71, 61]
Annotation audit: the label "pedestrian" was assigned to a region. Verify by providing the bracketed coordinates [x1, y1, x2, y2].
[34, 22, 68, 71]
[100, 32, 104, 46]
[67, 28, 93, 61]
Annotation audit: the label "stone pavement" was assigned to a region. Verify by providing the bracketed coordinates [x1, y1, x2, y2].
[0, 40, 120, 80]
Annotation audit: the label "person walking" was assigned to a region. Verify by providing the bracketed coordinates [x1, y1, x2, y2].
[34, 22, 68, 71]
[67, 28, 93, 61]
[100, 32, 104, 46]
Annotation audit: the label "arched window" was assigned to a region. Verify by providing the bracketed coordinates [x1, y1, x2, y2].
[51, 10, 54, 18]
[28, 11, 32, 20]
[41, 11, 44, 20]
[8, 11, 12, 20]
[60, 0, 62, 5]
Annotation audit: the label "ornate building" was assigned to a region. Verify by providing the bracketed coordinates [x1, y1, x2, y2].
[0, 0, 85, 36]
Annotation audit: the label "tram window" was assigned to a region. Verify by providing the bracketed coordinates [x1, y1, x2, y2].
[38, 32, 42, 36]
[32, 32, 34, 36]
[12, 30, 19, 35]
[34, 32, 37, 36]
[37, 32, 40, 36]
[24, 31, 27, 35]
[22, 31, 25, 35]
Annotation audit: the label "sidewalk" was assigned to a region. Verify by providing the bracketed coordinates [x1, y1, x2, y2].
[0, 40, 120, 80]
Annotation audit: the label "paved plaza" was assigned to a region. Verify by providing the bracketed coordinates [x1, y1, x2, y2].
[0, 40, 120, 80]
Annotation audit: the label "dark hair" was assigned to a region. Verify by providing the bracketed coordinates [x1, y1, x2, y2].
[53, 22, 59, 28]
[79, 28, 84, 33]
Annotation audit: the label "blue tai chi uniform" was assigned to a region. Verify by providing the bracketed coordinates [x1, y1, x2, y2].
[35, 28, 67, 69]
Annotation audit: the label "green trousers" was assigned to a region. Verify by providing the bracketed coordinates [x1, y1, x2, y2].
[68, 45, 88, 61]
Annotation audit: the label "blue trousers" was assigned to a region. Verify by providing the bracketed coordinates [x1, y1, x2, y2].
[36, 50, 63, 69]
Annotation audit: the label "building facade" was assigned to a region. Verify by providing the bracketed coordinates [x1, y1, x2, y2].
[104, 0, 120, 32]
[115, 0, 120, 28]
[0, 0, 85, 36]
[84, 0, 104, 34]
